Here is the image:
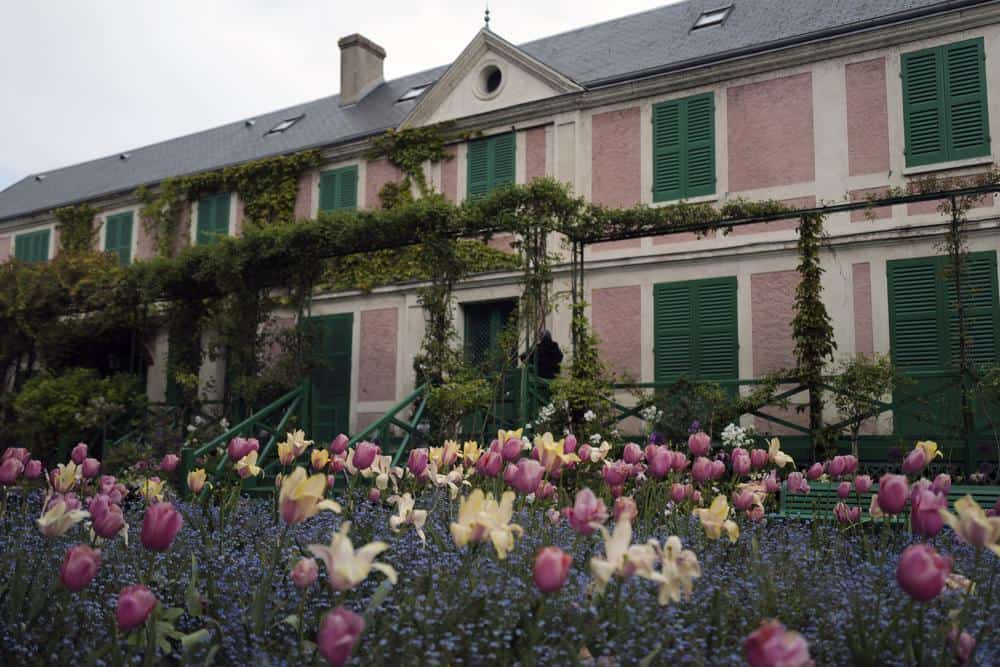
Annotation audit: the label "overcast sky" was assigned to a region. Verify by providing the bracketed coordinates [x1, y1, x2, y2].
[0, 0, 678, 191]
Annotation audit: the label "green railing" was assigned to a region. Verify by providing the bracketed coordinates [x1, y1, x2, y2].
[777, 481, 1000, 518]
[346, 383, 431, 468]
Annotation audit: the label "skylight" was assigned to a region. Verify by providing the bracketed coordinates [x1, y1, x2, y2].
[266, 115, 303, 135]
[692, 6, 732, 30]
[397, 85, 430, 103]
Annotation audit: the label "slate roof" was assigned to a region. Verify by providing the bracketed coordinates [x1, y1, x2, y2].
[0, 0, 976, 221]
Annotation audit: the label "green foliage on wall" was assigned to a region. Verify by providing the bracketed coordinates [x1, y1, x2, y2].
[54, 204, 98, 254]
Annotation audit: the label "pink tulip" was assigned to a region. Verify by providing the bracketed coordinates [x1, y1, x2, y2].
[160, 454, 180, 473]
[622, 442, 643, 465]
[407, 448, 429, 479]
[949, 628, 976, 665]
[71, 443, 88, 465]
[614, 496, 638, 522]
[691, 457, 713, 483]
[511, 459, 544, 495]
[854, 474, 873, 495]
[732, 448, 751, 476]
[601, 461, 631, 487]
[563, 435, 577, 454]
[577, 444, 592, 461]
[827, 456, 847, 477]
[909, 478, 931, 502]
[292, 558, 318, 589]
[60, 544, 100, 592]
[0, 458, 23, 485]
[536, 480, 556, 500]
[329, 433, 349, 455]
[710, 459, 726, 480]
[227, 437, 259, 462]
[743, 619, 813, 667]
[910, 489, 947, 537]
[488, 439, 502, 454]
[750, 448, 769, 470]
[748, 504, 765, 522]
[533, 546, 572, 594]
[608, 483, 625, 498]
[476, 450, 503, 478]
[2, 447, 30, 464]
[672, 451, 690, 471]
[647, 447, 672, 478]
[901, 448, 927, 475]
[503, 463, 518, 485]
[49, 493, 81, 511]
[317, 606, 364, 667]
[732, 489, 755, 512]
[81, 458, 101, 479]
[140, 502, 183, 552]
[367, 488, 381, 503]
[688, 431, 711, 457]
[330, 455, 346, 474]
[806, 462, 824, 481]
[117, 585, 157, 631]
[691, 490, 703, 504]
[764, 471, 781, 494]
[877, 474, 909, 515]
[896, 543, 951, 601]
[837, 482, 851, 499]
[834, 502, 861, 524]
[670, 483, 690, 504]
[842, 455, 859, 474]
[787, 472, 809, 495]
[89, 495, 126, 539]
[500, 437, 522, 462]
[565, 488, 608, 535]
[353, 441, 380, 471]
[931, 473, 952, 495]
[23, 459, 43, 480]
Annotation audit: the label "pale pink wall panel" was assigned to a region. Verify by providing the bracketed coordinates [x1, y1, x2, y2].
[135, 218, 158, 261]
[852, 263, 874, 357]
[365, 158, 404, 210]
[592, 238, 642, 252]
[591, 107, 641, 207]
[732, 196, 815, 235]
[591, 285, 642, 379]
[525, 127, 547, 181]
[850, 187, 892, 222]
[358, 308, 398, 402]
[441, 147, 459, 203]
[293, 172, 314, 220]
[0, 236, 10, 261]
[728, 73, 815, 192]
[652, 230, 714, 244]
[846, 58, 890, 176]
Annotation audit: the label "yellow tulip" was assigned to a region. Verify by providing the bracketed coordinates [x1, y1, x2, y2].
[694, 495, 740, 543]
[462, 440, 483, 465]
[647, 535, 702, 605]
[915, 440, 943, 461]
[236, 451, 262, 478]
[139, 477, 166, 502]
[939, 495, 1000, 556]
[589, 517, 658, 595]
[767, 438, 794, 468]
[497, 428, 523, 445]
[277, 440, 296, 466]
[186, 468, 207, 494]
[51, 462, 80, 493]
[388, 493, 428, 543]
[450, 489, 524, 560]
[311, 448, 330, 471]
[284, 429, 313, 457]
[37, 499, 89, 538]
[279, 466, 341, 524]
[308, 521, 398, 591]
[535, 432, 580, 472]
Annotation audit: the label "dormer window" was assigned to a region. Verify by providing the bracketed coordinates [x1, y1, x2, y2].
[397, 85, 430, 102]
[692, 6, 732, 30]
[266, 115, 303, 135]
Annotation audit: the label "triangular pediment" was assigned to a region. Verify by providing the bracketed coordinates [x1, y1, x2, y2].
[401, 29, 583, 128]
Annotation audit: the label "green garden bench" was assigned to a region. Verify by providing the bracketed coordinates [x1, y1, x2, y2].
[776, 481, 1000, 519]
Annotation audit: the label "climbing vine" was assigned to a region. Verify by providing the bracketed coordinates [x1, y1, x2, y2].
[368, 124, 452, 196]
[54, 204, 99, 254]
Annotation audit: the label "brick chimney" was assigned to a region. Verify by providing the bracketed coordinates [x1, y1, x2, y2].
[338, 34, 386, 106]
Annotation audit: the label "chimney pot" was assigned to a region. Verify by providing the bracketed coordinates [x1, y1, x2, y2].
[338, 33, 386, 106]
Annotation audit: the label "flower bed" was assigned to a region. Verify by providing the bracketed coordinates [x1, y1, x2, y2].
[1, 433, 998, 665]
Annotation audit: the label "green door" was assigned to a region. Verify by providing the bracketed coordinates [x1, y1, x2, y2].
[464, 299, 517, 371]
[308, 314, 353, 442]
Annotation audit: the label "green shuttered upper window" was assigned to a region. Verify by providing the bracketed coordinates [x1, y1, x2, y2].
[653, 277, 738, 383]
[196, 193, 232, 246]
[652, 93, 716, 202]
[104, 211, 134, 265]
[467, 132, 515, 200]
[318, 166, 358, 213]
[14, 229, 51, 263]
[902, 38, 990, 167]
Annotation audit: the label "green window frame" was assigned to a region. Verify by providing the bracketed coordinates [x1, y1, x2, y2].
[318, 165, 358, 212]
[104, 211, 134, 265]
[14, 228, 51, 263]
[467, 132, 516, 200]
[653, 276, 738, 383]
[196, 193, 231, 246]
[652, 92, 716, 202]
[902, 38, 990, 167]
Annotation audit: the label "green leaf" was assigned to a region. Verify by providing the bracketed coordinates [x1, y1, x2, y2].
[280, 614, 301, 630]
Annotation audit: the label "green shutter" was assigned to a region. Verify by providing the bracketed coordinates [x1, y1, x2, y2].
[14, 229, 50, 263]
[196, 193, 231, 245]
[944, 39, 990, 160]
[105, 211, 133, 265]
[653, 93, 715, 202]
[654, 277, 737, 383]
[318, 166, 358, 212]
[902, 38, 989, 167]
[466, 132, 516, 200]
[887, 259, 945, 371]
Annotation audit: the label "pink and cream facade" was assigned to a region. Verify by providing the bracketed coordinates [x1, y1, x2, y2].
[2, 1, 1000, 437]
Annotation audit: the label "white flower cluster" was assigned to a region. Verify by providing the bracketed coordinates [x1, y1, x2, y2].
[583, 410, 596, 422]
[536, 403, 556, 424]
[720, 422, 752, 449]
[640, 404, 663, 424]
